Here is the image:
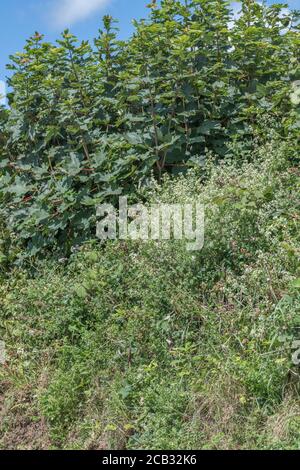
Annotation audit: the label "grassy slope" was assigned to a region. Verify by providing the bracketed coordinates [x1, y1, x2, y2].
[0, 140, 299, 450]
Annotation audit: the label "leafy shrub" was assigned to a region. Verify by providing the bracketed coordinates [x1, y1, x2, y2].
[0, 1, 299, 257]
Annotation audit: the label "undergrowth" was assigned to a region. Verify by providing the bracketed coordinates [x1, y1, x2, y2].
[0, 139, 299, 450]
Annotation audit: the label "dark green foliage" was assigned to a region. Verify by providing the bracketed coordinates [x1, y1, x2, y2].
[0, 1, 299, 257]
[0, 1, 299, 450]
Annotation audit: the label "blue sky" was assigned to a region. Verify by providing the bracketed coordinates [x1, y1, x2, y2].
[0, 0, 149, 86]
[0, 0, 299, 96]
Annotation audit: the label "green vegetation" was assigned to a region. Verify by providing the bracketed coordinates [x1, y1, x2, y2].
[0, 0, 299, 257]
[0, 0, 299, 450]
[1, 137, 300, 449]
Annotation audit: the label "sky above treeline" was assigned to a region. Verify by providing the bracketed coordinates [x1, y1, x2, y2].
[0, 0, 299, 102]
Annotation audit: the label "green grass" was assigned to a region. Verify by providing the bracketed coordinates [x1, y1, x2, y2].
[0, 139, 299, 449]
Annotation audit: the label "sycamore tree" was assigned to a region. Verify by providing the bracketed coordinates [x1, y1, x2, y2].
[0, 0, 299, 259]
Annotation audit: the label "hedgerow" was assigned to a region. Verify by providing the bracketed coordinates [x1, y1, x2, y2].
[0, 0, 299, 257]
[0, 0, 299, 451]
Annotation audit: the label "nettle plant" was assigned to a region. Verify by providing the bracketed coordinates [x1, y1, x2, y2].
[0, 0, 299, 258]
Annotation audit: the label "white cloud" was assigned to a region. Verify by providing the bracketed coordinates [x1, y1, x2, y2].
[279, 7, 292, 34]
[0, 81, 6, 106]
[228, 2, 292, 33]
[50, 0, 112, 28]
[228, 2, 242, 30]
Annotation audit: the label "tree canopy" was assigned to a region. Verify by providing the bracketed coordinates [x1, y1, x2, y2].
[0, 0, 299, 258]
